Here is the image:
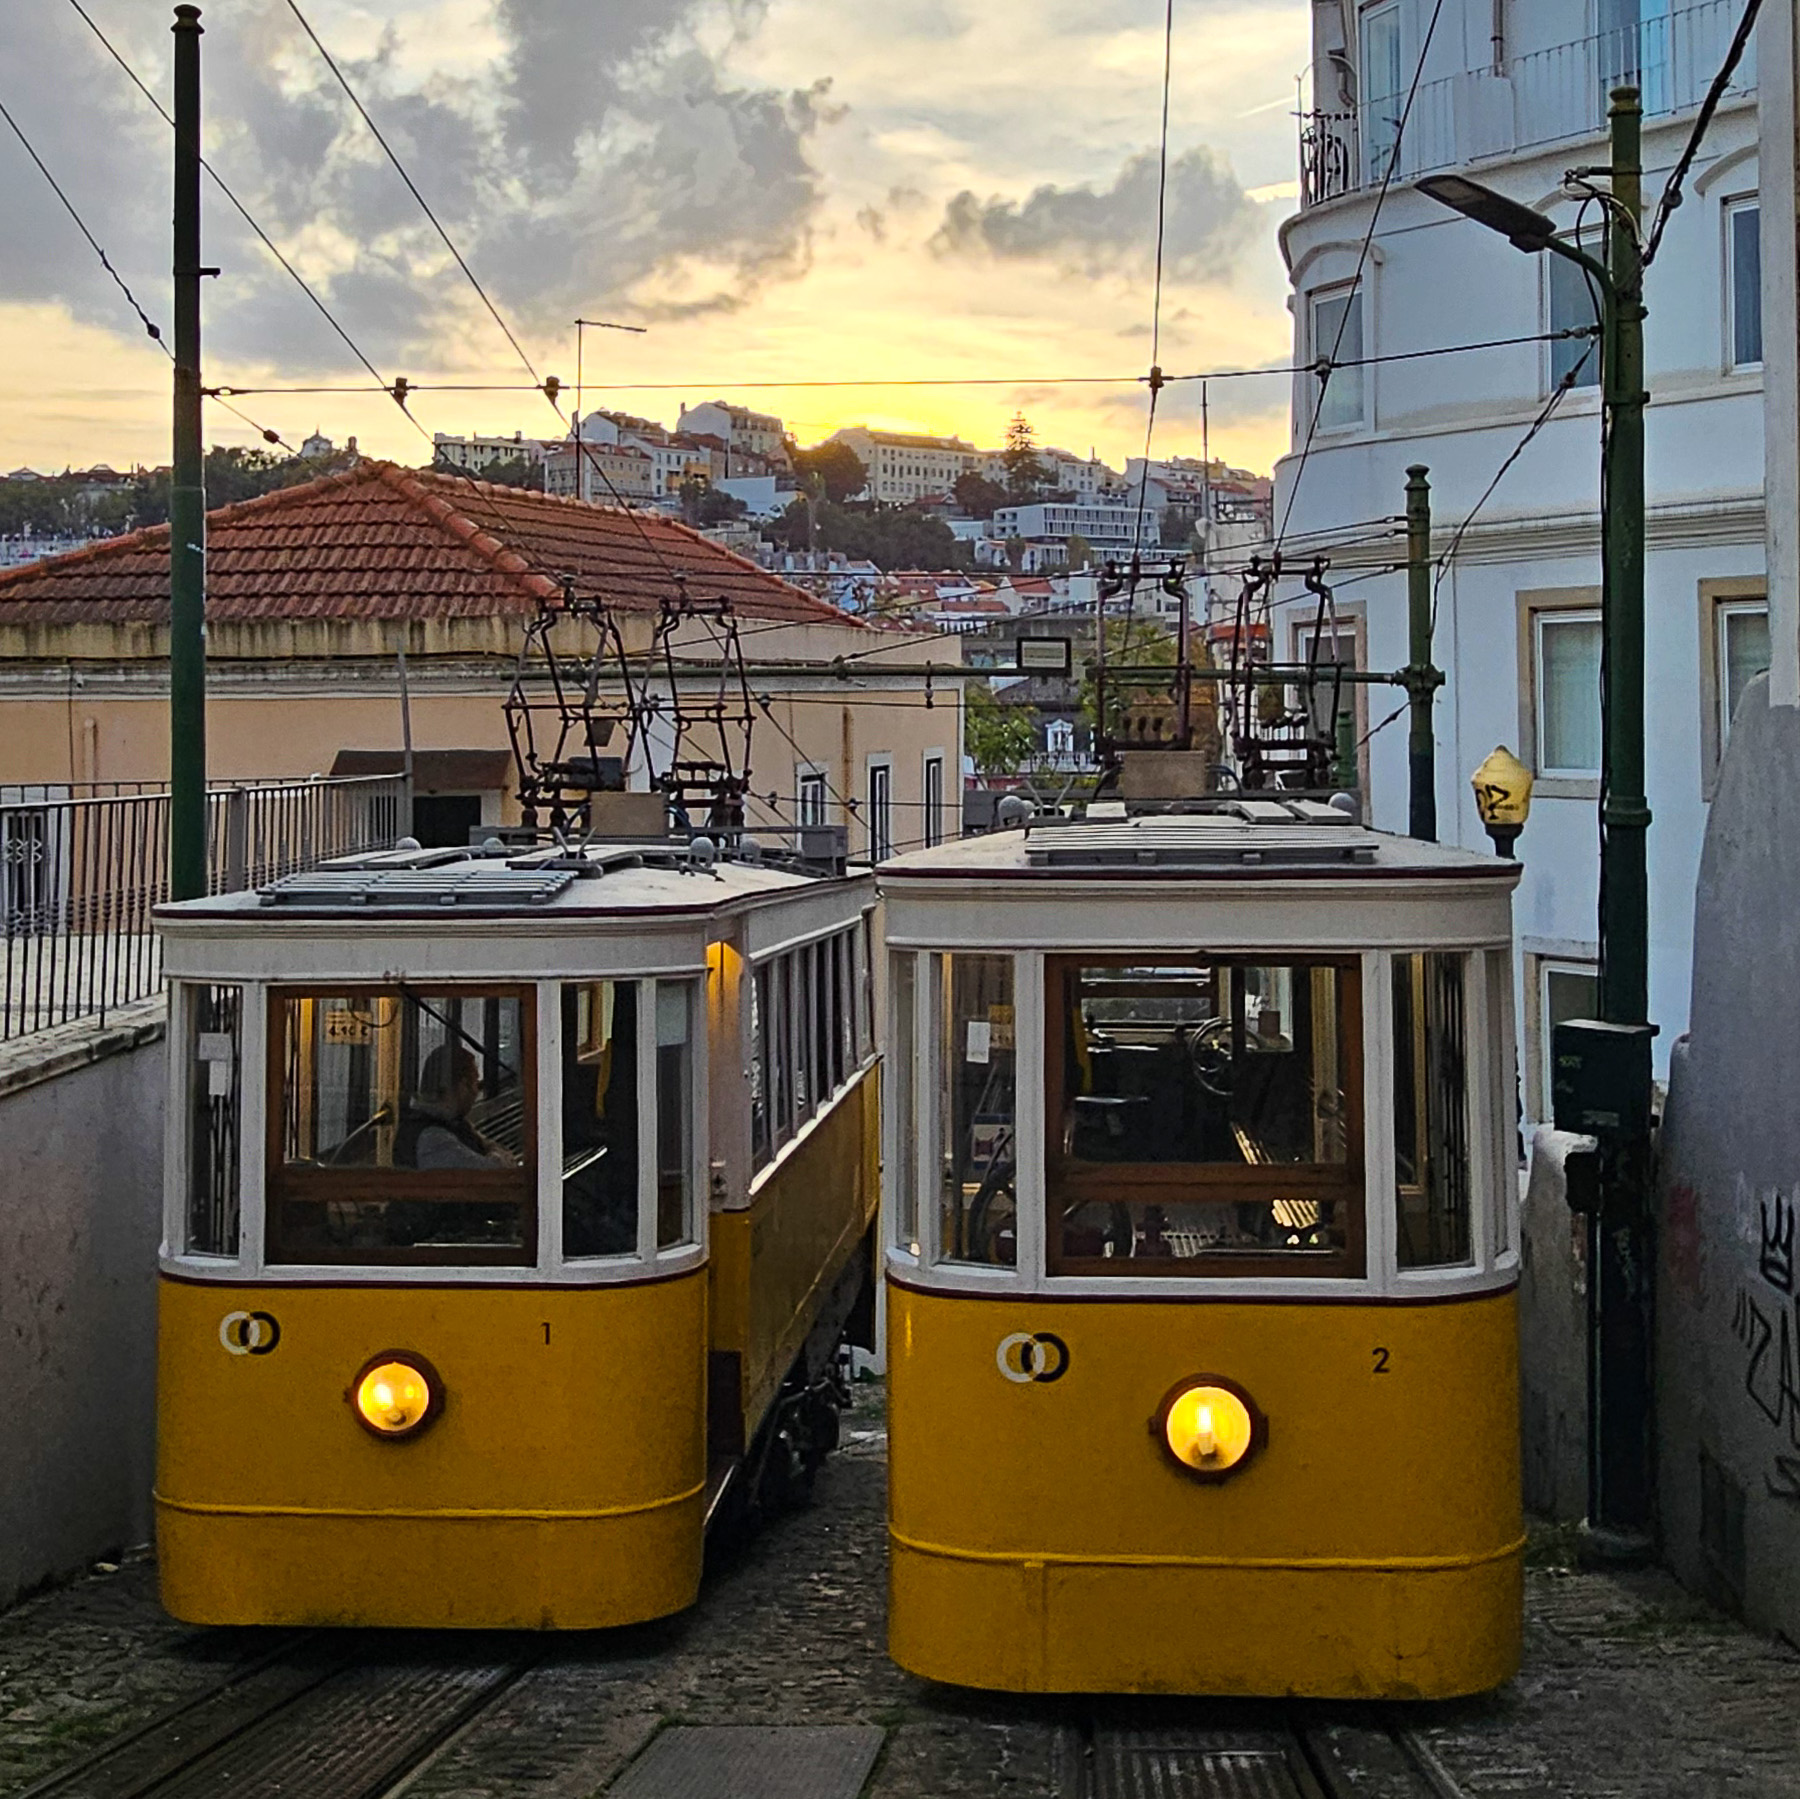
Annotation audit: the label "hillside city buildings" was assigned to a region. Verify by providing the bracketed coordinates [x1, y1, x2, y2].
[1274, 0, 1761, 1125]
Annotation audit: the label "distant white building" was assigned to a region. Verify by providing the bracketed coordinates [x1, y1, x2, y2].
[983, 445, 1124, 500]
[677, 401, 788, 469]
[992, 499, 1157, 558]
[431, 431, 556, 475]
[713, 475, 789, 519]
[1277, 0, 1761, 1115]
[829, 428, 983, 504]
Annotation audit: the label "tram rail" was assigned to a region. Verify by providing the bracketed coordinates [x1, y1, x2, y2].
[13, 1634, 535, 1799]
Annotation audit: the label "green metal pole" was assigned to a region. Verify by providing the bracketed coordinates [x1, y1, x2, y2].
[1600, 86, 1649, 1028]
[1404, 464, 1440, 841]
[1590, 84, 1655, 1553]
[169, 5, 207, 900]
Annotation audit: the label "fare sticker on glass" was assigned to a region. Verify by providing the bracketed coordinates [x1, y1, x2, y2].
[966, 1020, 992, 1065]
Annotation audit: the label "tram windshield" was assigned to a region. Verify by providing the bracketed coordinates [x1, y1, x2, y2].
[1047, 958, 1362, 1275]
[270, 987, 533, 1264]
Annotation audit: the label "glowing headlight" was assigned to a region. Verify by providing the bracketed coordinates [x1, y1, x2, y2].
[351, 1352, 440, 1439]
[1154, 1377, 1262, 1482]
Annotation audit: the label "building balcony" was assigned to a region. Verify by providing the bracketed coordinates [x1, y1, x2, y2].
[1298, 0, 1755, 209]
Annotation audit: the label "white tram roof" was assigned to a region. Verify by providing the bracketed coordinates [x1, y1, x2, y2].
[878, 802, 1520, 953]
[156, 840, 872, 983]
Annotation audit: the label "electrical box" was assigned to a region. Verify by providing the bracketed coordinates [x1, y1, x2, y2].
[1552, 1018, 1655, 1139]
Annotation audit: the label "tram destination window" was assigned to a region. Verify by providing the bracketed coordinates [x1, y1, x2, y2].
[1046, 959, 1363, 1276]
[186, 983, 243, 1256]
[562, 981, 641, 1258]
[1392, 953, 1472, 1267]
[270, 987, 533, 1265]
[938, 953, 1017, 1267]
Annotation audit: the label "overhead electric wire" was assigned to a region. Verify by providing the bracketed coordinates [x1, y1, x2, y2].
[1644, 0, 1763, 268]
[1274, 0, 1448, 554]
[0, 83, 298, 455]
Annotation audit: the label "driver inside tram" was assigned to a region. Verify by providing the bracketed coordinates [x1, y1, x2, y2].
[396, 1045, 516, 1170]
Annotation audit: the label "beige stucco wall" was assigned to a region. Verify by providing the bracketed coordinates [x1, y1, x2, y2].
[0, 621, 964, 861]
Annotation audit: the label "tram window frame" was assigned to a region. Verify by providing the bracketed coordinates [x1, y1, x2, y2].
[266, 984, 537, 1268]
[1391, 951, 1474, 1269]
[1043, 955, 1366, 1280]
[183, 981, 244, 1258]
[559, 978, 645, 1261]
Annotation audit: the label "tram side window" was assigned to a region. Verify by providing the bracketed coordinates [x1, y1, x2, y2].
[1392, 953, 1472, 1268]
[1046, 959, 1363, 1276]
[750, 926, 867, 1175]
[889, 953, 918, 1253]
[938, 953, 1017, 1267]
[656, 983, 695, 1249]
[271, 988, 533, 1265]
[185, 983, 243, 1256]
[562, 981, 641, 1258]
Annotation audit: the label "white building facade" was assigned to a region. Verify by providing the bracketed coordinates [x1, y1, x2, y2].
[1275, 0, 1763, 1122]
[829, 429, 983, 504]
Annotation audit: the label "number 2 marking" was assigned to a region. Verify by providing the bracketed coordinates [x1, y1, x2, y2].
[542, 1322, 552, 1345]
[1372, 1347, 1391, 1374]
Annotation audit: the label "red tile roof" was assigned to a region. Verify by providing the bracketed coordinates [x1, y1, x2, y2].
[0, 461, 852, 628]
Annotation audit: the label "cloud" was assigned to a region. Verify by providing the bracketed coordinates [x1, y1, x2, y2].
[0, 0, 833, 375]
[931, 147, 1258, 281]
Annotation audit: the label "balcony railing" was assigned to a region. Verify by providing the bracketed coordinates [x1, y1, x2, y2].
[1299, 0, 1756, 206]
[0, 774, 406, 1042]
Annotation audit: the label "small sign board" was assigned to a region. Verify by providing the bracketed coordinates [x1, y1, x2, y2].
[1015, 637, 1073, 675]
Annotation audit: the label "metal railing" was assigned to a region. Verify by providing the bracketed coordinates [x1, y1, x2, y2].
[1299, 0, 1755, 206]
[0, 775, 405, 1042]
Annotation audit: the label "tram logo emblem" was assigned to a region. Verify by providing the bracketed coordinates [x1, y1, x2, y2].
[996, 1331, 1069, 1385]
[219, 1310, 281, 1356]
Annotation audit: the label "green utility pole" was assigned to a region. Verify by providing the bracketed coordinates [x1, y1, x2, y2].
[1403, 464, 1441, 842]
[169, 5, 208, 900]
[1589, 85, 1655, 1550]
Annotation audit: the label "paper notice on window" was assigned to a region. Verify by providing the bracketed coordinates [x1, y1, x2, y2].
[207, 1057, 233, 1097]
[966, 1020, 991, 1065]
[196, 1032, 232, 1063]
[989, 1004, 1015, 1051]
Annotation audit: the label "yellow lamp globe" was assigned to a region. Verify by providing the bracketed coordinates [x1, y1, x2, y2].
[352, 1354, 439, 1439]
[1158, 1380, 1260, 1479]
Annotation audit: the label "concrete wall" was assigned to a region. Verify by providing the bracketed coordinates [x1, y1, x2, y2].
[1521, 1127, 1591, 1522]
[0, 1004, 164, 1608]
[1657, 676, 1800, 1635]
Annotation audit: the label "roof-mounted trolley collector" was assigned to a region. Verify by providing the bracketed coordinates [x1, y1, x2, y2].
[878, 800, 1524, 1699]
[155, 833, 879, 1629]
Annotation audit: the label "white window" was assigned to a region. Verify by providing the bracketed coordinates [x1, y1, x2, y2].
[1309, 287, 1365, 431]
[1536, 959, 1599, 1121]
[1360, 2, 1403, 182]
[1535, 611, 1603, 777]
[1727, 197, 1762, 370]
[1549, 244, 1602, 390]
[1718, 599, 1771, 747]
[798, 766, 828, 828]
[923, 754, 945, 849]
[866, 760, 893, 861]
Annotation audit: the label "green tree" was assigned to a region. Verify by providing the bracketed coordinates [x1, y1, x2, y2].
[1078, 619, 1180, 738]
[130, 444, 324, 526]
[766, 498, 972, 572]
[952, 470, 1007, 518]
[467, 454, 538, 489]
[1001, 412, 1048, 500]
[791, 441, 868, 504]
[678, 477, 748, 527]
[964, 679, 1037, 777]
[1159, 503, 1201, 549]
[1065, 532, 1094, 570]
[1003, 533, 1027, 574]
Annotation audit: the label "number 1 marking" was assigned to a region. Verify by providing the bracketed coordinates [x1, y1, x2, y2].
[542, 1322, 552, 1345]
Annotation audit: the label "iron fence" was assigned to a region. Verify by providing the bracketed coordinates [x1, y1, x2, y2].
[0, 775, 406, 1042]
[1299, 0, 1755, 207]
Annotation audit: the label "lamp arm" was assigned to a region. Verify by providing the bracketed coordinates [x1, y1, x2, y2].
[1538, 234, 1613, 295]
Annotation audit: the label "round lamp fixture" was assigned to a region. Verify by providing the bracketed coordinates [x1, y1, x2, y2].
[1471, 745, 1534, 859]
[351, 1351, 442, 1440]
[1152, 1375, 1264, 1483]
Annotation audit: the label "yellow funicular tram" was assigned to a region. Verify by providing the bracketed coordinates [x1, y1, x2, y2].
[153, 592, 880, 1630]
[880, 798, 1525, 1698]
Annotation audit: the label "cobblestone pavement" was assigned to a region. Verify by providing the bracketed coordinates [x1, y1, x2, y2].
[2, 1385, 1798, 1797]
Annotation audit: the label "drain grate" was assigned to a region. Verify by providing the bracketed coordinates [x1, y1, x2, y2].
[606, 1726, 885, 1799]
[1095, 1729, 1310, 1799]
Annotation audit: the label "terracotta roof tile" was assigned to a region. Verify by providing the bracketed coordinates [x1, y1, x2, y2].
[0, 461, 852, 628]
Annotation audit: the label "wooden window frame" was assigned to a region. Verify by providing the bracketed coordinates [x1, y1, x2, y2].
[1516, 587, 1603, 799]
[266, 983, 537, 1268]
[1043, 955, 1366, 1280]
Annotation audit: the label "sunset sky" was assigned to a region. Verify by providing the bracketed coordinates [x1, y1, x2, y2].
[0, 0, 1310, 479]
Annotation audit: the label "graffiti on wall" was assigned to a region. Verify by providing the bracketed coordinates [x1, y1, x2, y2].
[1730, 1187, 1800, 1505]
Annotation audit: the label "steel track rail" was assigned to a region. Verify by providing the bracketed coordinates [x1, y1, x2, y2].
[11, 1635, 537, 1799]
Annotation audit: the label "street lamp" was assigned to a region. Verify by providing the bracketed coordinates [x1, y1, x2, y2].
[1470, 745, 1533, 858]
[1421, 90, 1654, 1560]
